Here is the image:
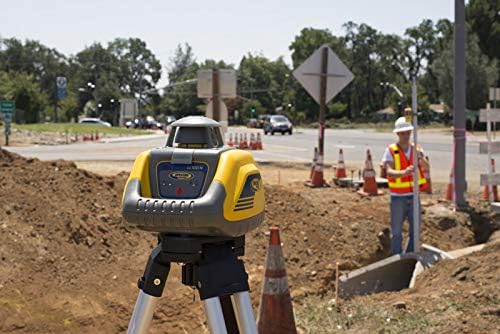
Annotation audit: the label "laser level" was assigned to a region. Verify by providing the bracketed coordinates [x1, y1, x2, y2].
[122, 116, 264, 334]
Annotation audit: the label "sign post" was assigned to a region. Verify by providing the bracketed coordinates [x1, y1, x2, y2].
[1, 100, 15, 146]
[197, 69, 236, 132]
[293, 44, 354, 187]
[56, 76, 67, 123]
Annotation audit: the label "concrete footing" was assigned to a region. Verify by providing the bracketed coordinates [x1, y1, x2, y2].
[339, 244, 461, 298]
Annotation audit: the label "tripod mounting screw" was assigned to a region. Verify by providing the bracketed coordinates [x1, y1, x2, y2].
[153, 278, 161, 286]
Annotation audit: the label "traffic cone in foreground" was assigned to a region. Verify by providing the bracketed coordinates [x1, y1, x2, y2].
[445, 169, 454, 201]
[357, 149, 383, 196]
[306, 151, 326, 187]
[335, 148, 347, 179]
[257, 227, 297, 334]
[228, 133, 234, 147]
[256, 133, 263, 150]
[482, 158, 498, 201]
[423, 156, 432, 194]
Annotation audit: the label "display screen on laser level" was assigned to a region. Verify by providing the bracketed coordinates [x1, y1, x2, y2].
[157, 161, 208, 199]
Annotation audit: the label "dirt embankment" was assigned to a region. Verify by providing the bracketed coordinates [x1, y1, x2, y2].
[0, 149, 497, 333]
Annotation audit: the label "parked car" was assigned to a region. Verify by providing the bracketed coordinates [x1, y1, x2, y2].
[78, 118, 111, 127]
[246, 118, 258, 128]
[125, 116, 163, 129]
[258, 114, 270, 128]
[263, 115, 293, 135]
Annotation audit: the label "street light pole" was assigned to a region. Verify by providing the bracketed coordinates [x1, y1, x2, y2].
[454, 0, 467, 207]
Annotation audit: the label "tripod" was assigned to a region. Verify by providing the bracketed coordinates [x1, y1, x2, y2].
[127, 234, 257, 334]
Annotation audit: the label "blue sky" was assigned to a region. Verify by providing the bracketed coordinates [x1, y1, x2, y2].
[0, 0, 454, 83]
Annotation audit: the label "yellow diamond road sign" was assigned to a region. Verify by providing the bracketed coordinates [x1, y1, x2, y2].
[293, 44, 354, 105]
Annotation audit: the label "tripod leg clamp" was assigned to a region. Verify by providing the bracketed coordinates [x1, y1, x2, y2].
[138, 245, 171, 297]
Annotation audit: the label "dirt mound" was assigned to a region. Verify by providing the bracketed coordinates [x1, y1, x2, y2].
[0, 149, 493, 333]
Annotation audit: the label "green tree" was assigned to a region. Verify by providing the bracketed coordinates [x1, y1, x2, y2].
[0, 71, 48, 123]
[432, 33, 498, 110]
[0, 38, 69, 119]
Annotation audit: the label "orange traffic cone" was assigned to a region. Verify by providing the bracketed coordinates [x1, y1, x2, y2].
[234, 133, 239, 148]
[257, 227, 297, 334]
[239, 133, 245, 149]
[243, 133, 249, 149]
[336, 148, 347, 179]
[445, 168, 454, 201]
[228, 133, 234, 147]
[482, 158, 498, 201]
[256, 133, 263, 150]
[250, 133, 256, 150]
[306, 151, 326, 187]
[423, 156, 432, 194]
[357, 149, 384, 196]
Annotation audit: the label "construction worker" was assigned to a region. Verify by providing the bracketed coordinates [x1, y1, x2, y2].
[381, 117, 428, 254]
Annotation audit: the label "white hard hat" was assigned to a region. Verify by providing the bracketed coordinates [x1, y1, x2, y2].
[393, 117, 413, 133]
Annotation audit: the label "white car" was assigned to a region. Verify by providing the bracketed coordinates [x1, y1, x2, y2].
[78, 118, 112, 127]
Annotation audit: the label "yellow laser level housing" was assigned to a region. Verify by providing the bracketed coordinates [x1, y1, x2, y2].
[121, 116, 265, 237]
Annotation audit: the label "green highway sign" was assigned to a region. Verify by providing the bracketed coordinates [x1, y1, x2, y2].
[1, 100, 15, 140]
[0, 100, 15, 114]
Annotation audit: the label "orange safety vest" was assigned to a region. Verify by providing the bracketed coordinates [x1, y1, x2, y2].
[387, 143, 428, 194]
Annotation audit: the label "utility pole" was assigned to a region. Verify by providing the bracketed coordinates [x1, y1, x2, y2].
[454, 0, 467, 207]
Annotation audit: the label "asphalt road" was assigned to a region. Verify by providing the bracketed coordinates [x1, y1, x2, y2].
[5, 127, 487, 186]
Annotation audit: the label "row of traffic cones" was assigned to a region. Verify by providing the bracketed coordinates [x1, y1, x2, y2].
[82, 132, 99, 141]
[307, 148, 434, 196]
[227, 133, 263, 150]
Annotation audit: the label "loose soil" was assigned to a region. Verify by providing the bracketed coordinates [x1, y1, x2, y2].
[0, 150, 497, 333]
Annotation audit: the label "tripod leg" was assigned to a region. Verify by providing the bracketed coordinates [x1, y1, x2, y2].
[127, 291, 159, 334]
[203, 297, 229, 334]
[127, 244, 170, 334]
[231, 292, 257, 334]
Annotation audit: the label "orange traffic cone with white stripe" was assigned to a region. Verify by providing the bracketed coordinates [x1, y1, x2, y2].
[336, 148, 347, 179]
[239, 133, 245, 149]
[357, 149, 383, 196]
[243, 133, 249, 149]
[250, 133, 256, 150]
[306, 150, 326, 187]
[234, 133, 239, 148]
[257, 227, 297, 334]
[256, 133, 263, 150]
[445, 168, 454, 201]
[482, 158, 498, 201]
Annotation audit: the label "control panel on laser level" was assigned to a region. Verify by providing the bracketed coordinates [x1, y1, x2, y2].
[121, 116, 265, 237]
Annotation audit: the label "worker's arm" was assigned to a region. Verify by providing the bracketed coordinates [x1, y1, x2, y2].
[384, 160, 414, 178]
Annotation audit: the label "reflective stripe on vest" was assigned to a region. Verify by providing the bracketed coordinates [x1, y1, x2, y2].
[387, 143, 427, 193]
